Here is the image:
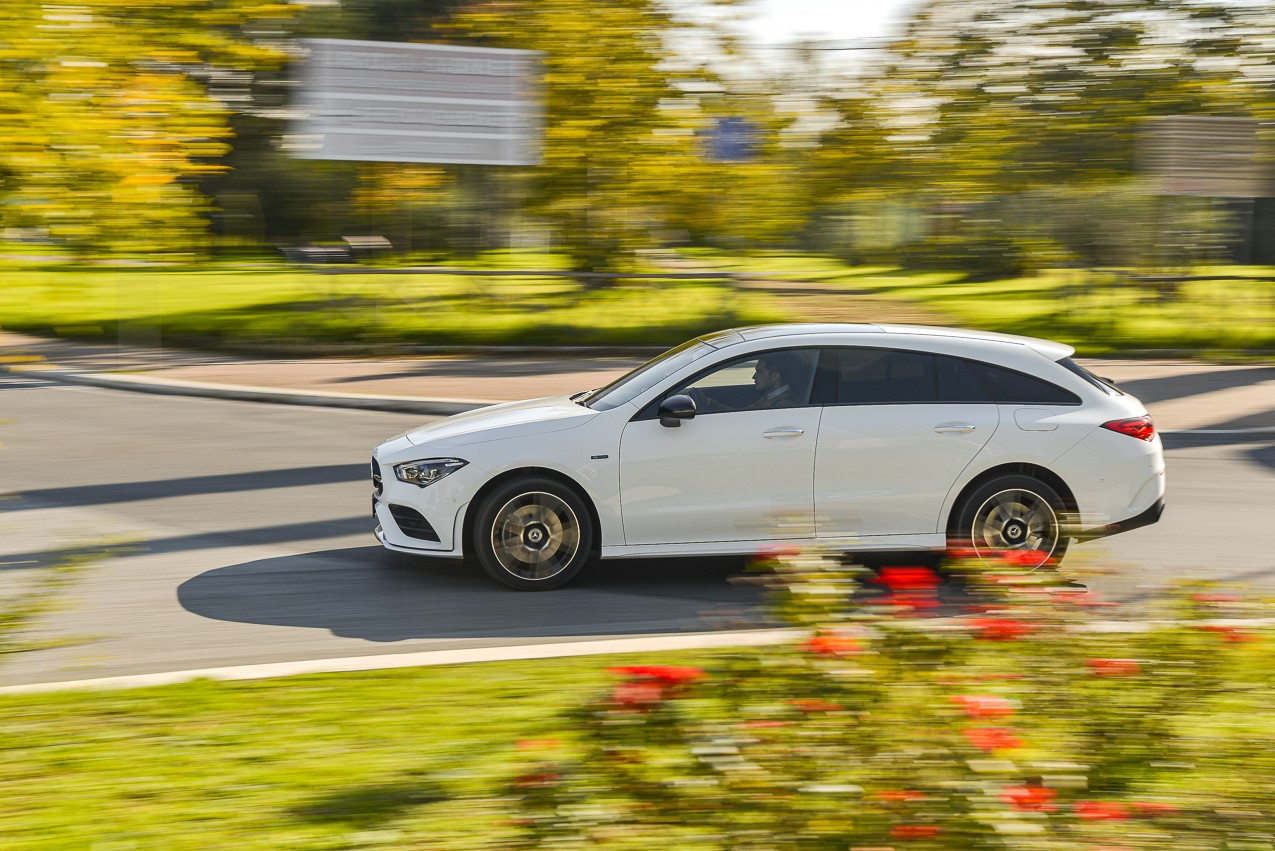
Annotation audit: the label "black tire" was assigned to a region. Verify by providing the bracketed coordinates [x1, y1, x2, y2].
[952, 474, 1070, 569]
[472, 477, 594, 590]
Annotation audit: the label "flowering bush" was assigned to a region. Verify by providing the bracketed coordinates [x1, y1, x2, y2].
[504, 551, 1275, 849]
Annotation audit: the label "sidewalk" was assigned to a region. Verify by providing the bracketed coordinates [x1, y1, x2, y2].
[2, 331, 1272, 432]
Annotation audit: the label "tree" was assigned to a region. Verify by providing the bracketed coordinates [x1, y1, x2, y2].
[450, 0, 727, 274]
[876, 0, 1269, 193]
[0, 0, 294, 255]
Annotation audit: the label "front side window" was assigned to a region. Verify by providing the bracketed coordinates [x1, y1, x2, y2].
[668, 347, 821, 414]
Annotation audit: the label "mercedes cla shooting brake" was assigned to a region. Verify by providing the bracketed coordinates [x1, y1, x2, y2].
[372, 324, 1165, 590]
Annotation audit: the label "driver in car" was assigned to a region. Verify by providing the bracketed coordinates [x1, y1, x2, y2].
[751, 352, 798, 409]
[687, 351, 801, 412]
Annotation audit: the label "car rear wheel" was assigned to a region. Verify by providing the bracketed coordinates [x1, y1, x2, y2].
[473, 477, 594, 590]
[953, 474, 1070, 569]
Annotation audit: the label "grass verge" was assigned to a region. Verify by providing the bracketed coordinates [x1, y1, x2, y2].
[688, 250, 1275, 354]
[0, 651, 714, 851]
[3, 251, 1272, 353]
[0, 258, 783, 352]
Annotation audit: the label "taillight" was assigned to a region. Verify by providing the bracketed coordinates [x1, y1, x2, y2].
[1101, 415, 1155, 441]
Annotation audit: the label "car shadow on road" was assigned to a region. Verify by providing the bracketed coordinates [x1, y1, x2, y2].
[176, 546, 772, 642]
[1117, 366, 1275, 405]
[176, 546, 1020, 644]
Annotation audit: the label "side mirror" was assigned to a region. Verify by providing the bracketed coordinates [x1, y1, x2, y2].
[658, 394, 696, 428]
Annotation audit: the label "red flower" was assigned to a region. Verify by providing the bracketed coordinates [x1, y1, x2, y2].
[1087, 658, 1140, 677]
[1000, 549, 1051, 568]
[742, 720, 791, 729]
[970, 618, 1034, 641]
[515, 738, 560, 751]
[789, 698, 843, 713]
[1197, 625, 1256, 643]
[891, 825, 942, 839]
[951, 694, 1015, 719]
[1001, 785, 1057, 812]
[963, 726, 1023, 752]
[1074, 801, 1130, 821]
[608, 665, 706, 709]
[876, 566, 941, 592]
[806, 633, 862, 656]
[608, 665, 706, 684]
[946, 546, 981, 561]
[612, 680, 666, 708]
[1131, 801, 1180, 817]
[1192, 593, 1240, 603]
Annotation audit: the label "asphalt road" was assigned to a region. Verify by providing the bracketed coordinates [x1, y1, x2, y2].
[1, 377, 1272, 688]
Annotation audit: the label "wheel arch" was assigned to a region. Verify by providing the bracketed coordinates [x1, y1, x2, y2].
[464, 466, 603, 555]
[945, 462, 1079, 535]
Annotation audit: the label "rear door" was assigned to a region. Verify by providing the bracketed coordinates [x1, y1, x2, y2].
[814, 348, 999, 538]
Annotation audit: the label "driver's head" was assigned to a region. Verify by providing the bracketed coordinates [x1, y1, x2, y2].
[754, 351, 798, 393]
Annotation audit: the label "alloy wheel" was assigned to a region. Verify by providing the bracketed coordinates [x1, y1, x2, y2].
[969, 487, 1060, 568]
[490, 491, 582, 581]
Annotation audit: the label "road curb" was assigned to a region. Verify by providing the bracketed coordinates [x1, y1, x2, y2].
[3, 364, 493, 416]
[0, 629, 804, 694]
[6, 362, 1275, 435]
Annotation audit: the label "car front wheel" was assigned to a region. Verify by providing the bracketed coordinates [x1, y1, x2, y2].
[953, 474, 1070, 569]
[472, 477, 594, 590]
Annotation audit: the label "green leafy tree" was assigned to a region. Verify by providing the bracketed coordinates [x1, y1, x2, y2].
[0, 0, 294, 255]
[877, 0, 1265, 192]
[452, 0, 729, 274]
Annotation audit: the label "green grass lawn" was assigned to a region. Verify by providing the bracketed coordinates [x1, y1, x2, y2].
[0, 652, 711, 851]
[0, 257, 783, 351]
[684, 250, 1275, 354]
[2, 251, 1271, 353]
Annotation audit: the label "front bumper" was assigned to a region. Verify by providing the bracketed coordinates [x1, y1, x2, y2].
[1077, 497, 1165, 542]
[371, 453, 482, 555]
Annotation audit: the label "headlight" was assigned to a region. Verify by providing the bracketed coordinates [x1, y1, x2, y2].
[393, 458, 468, 487]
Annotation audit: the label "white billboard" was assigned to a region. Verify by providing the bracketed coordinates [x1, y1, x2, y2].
[1139, 116, 1275, 198]
[289, 39, 543, 166]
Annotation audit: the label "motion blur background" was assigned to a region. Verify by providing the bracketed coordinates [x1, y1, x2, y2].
[1, 0, 1273, 352]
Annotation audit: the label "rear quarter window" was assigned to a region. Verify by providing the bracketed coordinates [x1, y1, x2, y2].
[1057, 357, 1124, 396]
[968, 361, 1082, 405]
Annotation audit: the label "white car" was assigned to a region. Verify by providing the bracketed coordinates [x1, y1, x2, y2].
[372, 324, 1165, 590]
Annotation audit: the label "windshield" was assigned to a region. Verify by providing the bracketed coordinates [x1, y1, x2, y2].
[582, 338, 713, 411]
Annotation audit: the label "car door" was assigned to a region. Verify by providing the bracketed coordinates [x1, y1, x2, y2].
[618, 348, 825, 545]
[815, 348, 1000, 539]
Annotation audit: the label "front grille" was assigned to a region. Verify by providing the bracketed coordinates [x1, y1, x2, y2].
[371, 457, 383, 495]
[387, 504, 440, 542]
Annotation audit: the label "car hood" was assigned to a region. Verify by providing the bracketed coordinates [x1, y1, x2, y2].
[403, 394, 598, 447]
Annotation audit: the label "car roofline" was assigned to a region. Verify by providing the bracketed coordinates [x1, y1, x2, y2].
[700, 323, 1074, 361]
[875, 324, 1076, 360]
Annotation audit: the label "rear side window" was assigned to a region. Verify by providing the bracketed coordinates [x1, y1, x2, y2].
[831, 348, 992, 404]
[968, 361, 1082, 405]
[835, 348, 935, 404]
[934, 355, 989, 402]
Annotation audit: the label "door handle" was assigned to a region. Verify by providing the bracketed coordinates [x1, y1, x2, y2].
[762, 428, 805, 438]
[934, 423, 976, 434]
